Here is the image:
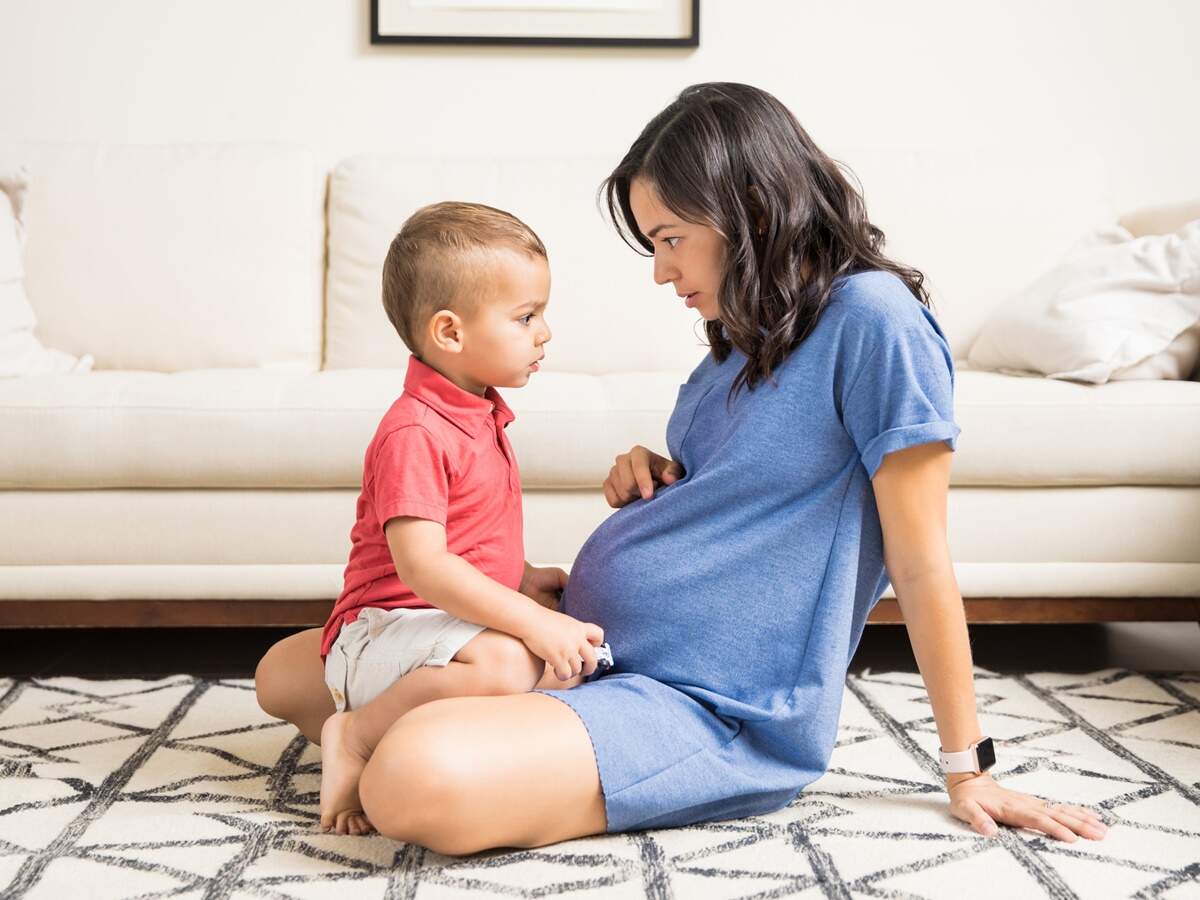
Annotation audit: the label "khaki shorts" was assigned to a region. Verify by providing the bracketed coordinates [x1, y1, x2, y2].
[323, 606, 487, 712]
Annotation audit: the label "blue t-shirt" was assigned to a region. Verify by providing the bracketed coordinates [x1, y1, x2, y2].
[539, 270, 961, 833]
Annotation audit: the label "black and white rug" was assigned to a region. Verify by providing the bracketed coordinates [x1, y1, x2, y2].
[1, 669, 1197, 899]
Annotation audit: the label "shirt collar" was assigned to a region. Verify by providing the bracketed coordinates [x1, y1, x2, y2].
[403, 356, 515, 438]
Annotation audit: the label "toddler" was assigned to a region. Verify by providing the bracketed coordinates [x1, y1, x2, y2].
[318, 202, 605, 835]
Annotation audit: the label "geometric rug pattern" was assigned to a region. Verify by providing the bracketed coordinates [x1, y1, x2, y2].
[1, 668, 1197, 899]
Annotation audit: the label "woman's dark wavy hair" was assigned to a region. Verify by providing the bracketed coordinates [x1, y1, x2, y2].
[602, 82, 931, 397]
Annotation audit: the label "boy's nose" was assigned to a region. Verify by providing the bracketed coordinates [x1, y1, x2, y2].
[538, 322, 552, 344]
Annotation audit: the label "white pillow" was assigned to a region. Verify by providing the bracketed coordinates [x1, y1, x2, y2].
[1110, 320, 1200, 380]
[0, 166, 93, 376]
[967, 219, 1200, 384]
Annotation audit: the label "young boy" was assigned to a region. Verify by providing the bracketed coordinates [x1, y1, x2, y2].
[318, 201, 606, 835]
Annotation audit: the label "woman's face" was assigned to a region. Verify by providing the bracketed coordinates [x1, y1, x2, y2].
[628, 177, 727, 322]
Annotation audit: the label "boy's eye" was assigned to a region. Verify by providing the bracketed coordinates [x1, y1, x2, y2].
[519, 314, 534, 325]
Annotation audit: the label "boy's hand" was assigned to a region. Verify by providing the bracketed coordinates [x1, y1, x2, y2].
[604, 445, 684, 507]
[519, 608, 604, 682]
[519, 564, 568, 611]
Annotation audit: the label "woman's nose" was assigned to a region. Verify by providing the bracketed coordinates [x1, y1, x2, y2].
[653, 254, 678, 286]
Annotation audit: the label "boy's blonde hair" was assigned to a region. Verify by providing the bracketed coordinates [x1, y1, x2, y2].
[382, 201, 548, 354]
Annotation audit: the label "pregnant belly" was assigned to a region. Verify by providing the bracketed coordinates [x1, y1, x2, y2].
[560, 501, 668, 670]
[560, 488, 825, 723]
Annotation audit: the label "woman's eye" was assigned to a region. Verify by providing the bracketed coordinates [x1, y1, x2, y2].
[664, 237, 680, 249]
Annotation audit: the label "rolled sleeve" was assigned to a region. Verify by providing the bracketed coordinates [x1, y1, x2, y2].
[843, 320, 961, 480]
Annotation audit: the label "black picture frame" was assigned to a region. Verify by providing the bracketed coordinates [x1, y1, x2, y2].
[370, 0, 699, 48]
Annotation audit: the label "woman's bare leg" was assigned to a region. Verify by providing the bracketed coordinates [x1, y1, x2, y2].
[319, 629, 547, 834]
[358, 691, 607, 855]
[254, 627, 333, 744]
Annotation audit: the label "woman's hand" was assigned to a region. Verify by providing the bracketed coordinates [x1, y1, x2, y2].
[518, 607, 605, 682]
[947, 773, 1108, 842]
[603, 445, 685, 507]
[519, 563, 568, 611]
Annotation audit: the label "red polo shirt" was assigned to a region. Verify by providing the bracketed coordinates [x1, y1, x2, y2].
[320, 356, 524, 660]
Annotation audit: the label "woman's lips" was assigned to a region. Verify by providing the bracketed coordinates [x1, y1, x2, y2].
[683, 292, 699, 308]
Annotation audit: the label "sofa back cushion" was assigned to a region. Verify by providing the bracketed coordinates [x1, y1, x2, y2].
[325, 149, 1112, 370]
[324, 155, 710, 373]
[7, 143, 324, 371]
[844, 147, 1113, 358]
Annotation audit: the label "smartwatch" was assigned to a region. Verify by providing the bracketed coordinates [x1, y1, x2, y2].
[938, 737, 996, 774]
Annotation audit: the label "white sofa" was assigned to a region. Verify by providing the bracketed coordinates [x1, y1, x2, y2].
[1, 143, 1197, 627]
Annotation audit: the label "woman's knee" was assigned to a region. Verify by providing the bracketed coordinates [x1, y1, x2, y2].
[358, 694, 605, 854]
[358, 703, 481, 848]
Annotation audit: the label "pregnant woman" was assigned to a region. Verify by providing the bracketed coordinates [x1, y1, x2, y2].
[256, 83, 1107, 853]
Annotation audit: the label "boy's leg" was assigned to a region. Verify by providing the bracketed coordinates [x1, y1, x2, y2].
[321, 628, 569, 833]
[255, 627, 333, 744]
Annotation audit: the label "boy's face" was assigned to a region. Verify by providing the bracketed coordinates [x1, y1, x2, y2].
[453, 250, 552, 394]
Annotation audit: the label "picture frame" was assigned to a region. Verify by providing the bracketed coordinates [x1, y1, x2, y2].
[370, 0, 699, 48]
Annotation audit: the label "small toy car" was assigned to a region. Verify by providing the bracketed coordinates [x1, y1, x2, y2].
[584, 642, 614, 682]
[594, 642, 613, 671]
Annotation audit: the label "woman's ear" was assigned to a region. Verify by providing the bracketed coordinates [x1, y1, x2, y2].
[427, 309, 465, 354]
[747, 185, 769, 236]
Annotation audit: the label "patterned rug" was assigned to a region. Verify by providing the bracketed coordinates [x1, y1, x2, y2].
[1, 669, 1197, 899]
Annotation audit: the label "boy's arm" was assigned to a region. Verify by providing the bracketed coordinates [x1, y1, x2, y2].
[385, 517, 545, 639]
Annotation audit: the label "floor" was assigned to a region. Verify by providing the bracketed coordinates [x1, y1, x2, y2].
[1, 622, 1196, 679]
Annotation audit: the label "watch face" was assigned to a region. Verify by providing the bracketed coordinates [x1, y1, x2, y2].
[976, 737, 996, 771]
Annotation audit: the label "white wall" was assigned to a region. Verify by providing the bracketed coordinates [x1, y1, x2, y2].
[2, 0, 1197, 211]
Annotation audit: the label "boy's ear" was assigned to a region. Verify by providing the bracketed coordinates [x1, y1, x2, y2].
[427, 309, 465, 354]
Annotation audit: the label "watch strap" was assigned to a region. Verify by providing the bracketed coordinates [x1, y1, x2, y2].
[939, 737, 995, 774]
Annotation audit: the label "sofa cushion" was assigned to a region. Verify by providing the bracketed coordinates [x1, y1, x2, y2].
[324, 150, 1112, 367]
[841, 148, 1113, 359]
[324, 154, 709, 374]
[0, 165, 94, 376]
[2, 489, 1197, 578]
[0, 368, 1196, 490]
[950, 369, 1200, 485]
[0, 368, 686, 489]
[3, 143, 325, 372]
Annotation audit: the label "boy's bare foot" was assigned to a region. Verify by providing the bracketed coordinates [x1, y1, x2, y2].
[333, 810, 373, 836]
[319, 711, 374, 835]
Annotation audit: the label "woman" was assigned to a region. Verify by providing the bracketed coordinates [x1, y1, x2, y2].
[256, 83, 1107, 854]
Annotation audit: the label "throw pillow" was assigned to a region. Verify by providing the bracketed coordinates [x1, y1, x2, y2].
[966, 219, 1200, 384]
[0, 166, 93, 376]
[1109, 320, 1200, 380]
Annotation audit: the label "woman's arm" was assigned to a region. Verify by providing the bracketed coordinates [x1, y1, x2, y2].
[871, 441, 1107, 843]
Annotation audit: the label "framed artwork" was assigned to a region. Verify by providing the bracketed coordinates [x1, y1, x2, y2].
[371, 0, 699, 48]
